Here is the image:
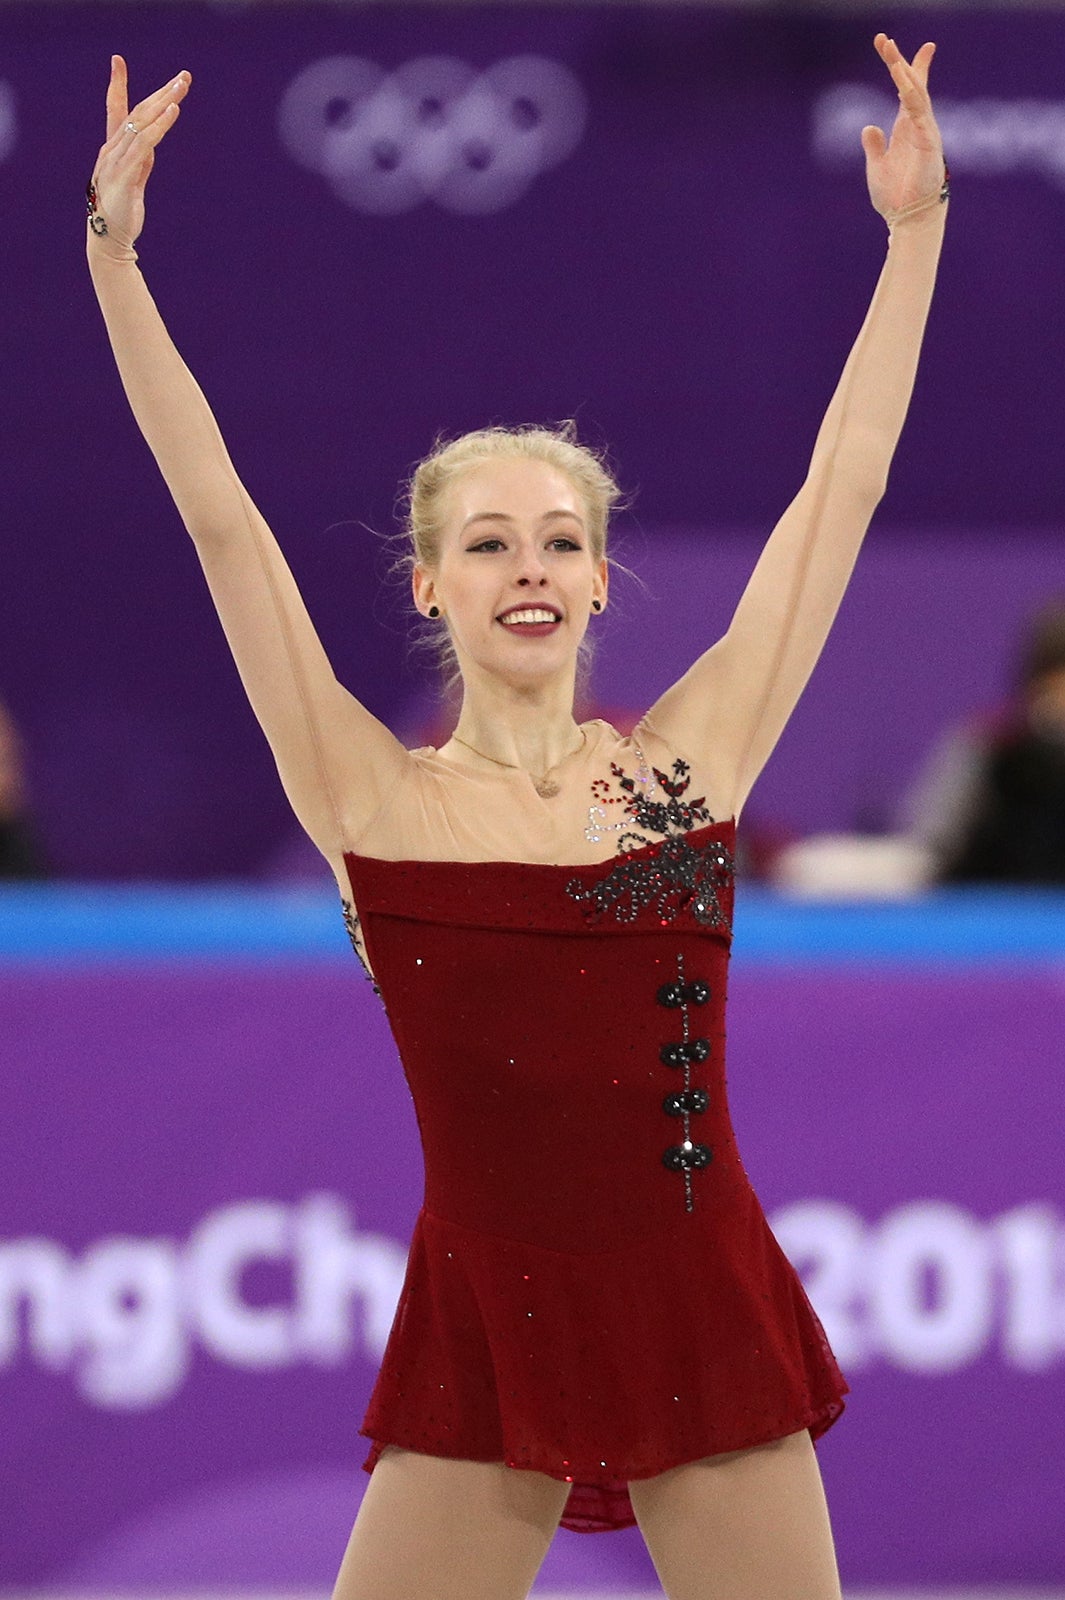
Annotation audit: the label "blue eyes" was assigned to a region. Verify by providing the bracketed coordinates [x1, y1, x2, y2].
[469, 538, 581, 553]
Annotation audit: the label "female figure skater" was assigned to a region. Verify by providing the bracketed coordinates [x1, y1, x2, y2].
[87, 34, 947, 1600]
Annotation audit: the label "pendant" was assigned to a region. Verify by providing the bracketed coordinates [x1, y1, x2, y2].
[534, 778, 561, 799]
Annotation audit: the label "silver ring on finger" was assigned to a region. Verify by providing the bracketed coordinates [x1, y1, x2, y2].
[124, 120, 138, 134]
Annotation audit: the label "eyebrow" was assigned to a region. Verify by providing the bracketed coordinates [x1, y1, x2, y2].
[461, 509, 585, 531]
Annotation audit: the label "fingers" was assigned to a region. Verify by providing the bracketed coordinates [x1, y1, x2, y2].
[874, 32, 935, 120]
[100, 64, 190, 164]
[873, 32, 935, 85]
[912, 41, 936, 89]
[128, 68, 191, 137]
[139, 98, 182, 150]
[860, 124, 887, 162]
[105, 53, 128, 141]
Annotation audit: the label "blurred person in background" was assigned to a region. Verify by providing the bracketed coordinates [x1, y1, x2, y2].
[0, 697, 47, 879]
[85, 34, 947, 1600]
[899, 599, 1065, 884]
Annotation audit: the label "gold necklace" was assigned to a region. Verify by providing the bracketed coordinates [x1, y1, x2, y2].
[449, 726, 588, 799]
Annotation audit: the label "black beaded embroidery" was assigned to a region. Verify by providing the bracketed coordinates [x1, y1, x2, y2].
[565, 750, 734, 929]
[341, 897, 382, 997]
[657, 978, 711, 1008]
[663, 1088, 710, 1116]
[659, 1037, 710, 1068]
[656, 950, 712, 1212]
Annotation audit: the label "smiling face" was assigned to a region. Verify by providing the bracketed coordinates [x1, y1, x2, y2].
[412, 456, 608, 691]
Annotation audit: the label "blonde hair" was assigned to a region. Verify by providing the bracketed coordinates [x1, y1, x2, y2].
[395, 421, 628, 701]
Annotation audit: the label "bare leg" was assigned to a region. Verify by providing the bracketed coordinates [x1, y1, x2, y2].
[330, 1445, 571, 1600]
[627, 1428, 842, 1600]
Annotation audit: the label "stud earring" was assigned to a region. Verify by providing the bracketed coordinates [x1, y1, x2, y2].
[592, 599, 603, 612]
[428, 605, 440, 618]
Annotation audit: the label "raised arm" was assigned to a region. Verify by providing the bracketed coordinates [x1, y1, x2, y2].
[642, 34, 948, 822]
[86, 59, 410, 862]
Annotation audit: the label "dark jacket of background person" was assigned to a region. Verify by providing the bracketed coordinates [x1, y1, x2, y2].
[940, 715, 1065, 884]
[899, 601, 1065, 886]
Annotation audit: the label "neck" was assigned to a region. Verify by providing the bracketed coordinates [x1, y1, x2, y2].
[448, 671, 585, 772]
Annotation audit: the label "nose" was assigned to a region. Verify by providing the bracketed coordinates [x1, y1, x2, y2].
[515, 545, 550, 585]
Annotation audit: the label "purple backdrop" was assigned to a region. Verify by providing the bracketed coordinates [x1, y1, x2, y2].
[4, 9, 1065, 1587]
[1, 5, 1063, 877]
[2, 948, 1064, 1588]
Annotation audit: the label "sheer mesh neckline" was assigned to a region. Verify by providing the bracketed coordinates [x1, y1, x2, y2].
[345, 712, 735, 868]
[407, 716, 612, 779]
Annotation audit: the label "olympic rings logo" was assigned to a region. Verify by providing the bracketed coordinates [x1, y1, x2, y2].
[278, 55, 587, 216]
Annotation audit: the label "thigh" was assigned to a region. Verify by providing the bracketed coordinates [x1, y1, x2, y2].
[628, 1429, 842, 1600]
[330, 1445, 572, 1600]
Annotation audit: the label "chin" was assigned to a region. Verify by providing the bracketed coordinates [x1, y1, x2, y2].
[492, 652, 574, 683]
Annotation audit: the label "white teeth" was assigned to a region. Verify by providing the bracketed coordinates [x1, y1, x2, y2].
[500, 609, 559, 625]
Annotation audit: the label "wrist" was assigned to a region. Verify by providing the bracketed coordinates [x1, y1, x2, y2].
[883, 163, 951, 234]
[884, 196, 949, 242]
[86, 219, 138, 266]
[85, 178, 139, 263]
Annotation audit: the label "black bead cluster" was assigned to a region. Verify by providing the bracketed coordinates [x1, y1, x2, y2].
[663, 1143, 712, 1173]
[567, 754, 734, 929]
[597, 753, 712, 837]
[341, 897, 382, 997]
[659, 1038, 709, 1068]
[656, 950, 712, 1211]
[566, 832, 734, 929]
[663, 1088, 710, 1117]
[656, 978, 711, 1008]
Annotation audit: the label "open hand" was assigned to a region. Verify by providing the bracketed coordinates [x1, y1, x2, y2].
[88, 56, 191, 245]
[861, 34, 945, 219]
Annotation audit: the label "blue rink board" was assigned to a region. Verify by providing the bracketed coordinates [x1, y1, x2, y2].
[1, 883, 1064, 964]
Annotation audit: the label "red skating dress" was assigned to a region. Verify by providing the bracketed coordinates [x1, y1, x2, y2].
[342, 731, 847, 1533]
